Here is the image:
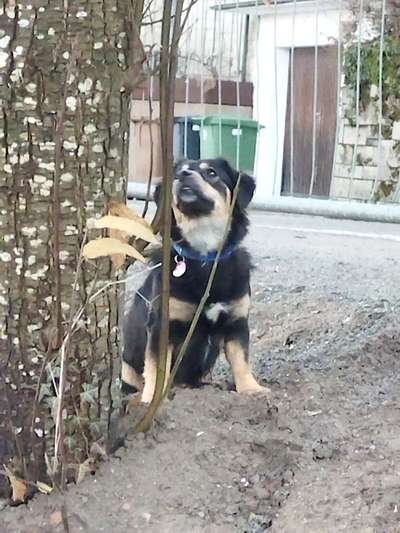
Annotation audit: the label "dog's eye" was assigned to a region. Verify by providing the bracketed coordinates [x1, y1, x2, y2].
[206, 168, 217, 179]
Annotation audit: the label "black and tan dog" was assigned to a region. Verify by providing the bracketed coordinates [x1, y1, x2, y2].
[121, 158, 269, 403]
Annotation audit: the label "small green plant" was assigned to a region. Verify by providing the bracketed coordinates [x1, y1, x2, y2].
[356, 153, 374, 166]
[373, 179, 397, 202]
[344, 30, 400, 119]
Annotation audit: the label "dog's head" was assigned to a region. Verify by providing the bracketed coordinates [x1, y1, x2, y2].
[154, 158, 255, 255]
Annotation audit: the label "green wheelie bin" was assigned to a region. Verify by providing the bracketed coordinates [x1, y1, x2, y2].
[193, 116, 262, 173]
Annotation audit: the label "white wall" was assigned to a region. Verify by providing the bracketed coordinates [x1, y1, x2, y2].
[141, 0, 246, 80]
[246, 3, 343, 203]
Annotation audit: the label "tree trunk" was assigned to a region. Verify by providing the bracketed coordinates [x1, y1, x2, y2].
[0, 0, 144, 493]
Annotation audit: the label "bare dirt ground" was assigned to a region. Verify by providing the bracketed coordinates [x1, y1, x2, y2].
[2, 211, 400, 533]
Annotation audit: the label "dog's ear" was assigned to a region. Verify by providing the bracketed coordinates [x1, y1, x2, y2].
[214, 158, 256, 208]
[236, 171, 256, 209]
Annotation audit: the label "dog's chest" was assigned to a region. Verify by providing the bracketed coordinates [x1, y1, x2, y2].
[180, 217, 225, 255]
[204, 302, 229, 323]
[202, 292, 249, 324]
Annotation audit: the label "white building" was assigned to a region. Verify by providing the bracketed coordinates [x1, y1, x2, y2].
[132, 0, 400, 217]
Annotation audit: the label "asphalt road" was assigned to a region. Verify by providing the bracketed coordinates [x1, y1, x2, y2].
[130, 199, 400, 303]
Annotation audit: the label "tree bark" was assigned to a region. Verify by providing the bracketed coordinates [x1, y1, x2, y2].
[0, 0, 144, 493]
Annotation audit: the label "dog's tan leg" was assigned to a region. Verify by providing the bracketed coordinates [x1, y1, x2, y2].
[141, 345, 173, 404]
[225, 339, 270, 395]
[224, 297, 270, 395]
[164, 345, 172, 392]
[121, 360, 144, 392]
[141, 344, 157, 403]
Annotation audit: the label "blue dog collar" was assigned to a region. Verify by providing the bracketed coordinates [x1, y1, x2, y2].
[172, 242, 236, 263]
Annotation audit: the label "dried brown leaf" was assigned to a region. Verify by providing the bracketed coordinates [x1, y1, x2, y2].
[3, 465, 30, 504]
[107, 202, 155, 268]
[109, 249, 125, 270]
[83, 238, 146, 263]
[36, 481, 53, 494]
[108, 201, 151, 227]
[94, 215, 157, 244]
[76, 458, 95, 485]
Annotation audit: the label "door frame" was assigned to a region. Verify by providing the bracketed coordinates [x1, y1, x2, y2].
[251, 5, 342, 204]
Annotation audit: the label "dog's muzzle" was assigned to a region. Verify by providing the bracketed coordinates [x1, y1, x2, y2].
[175, 173, 200, 204]
[178, 184, 198, 203]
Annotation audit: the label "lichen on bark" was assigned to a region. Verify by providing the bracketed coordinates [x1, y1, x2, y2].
[0, 0, 144, 493]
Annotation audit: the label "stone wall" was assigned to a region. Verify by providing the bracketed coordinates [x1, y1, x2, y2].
[331, 85, 400, 203]
[331, 2, 400, 204]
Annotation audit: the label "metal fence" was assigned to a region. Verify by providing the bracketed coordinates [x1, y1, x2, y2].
[134, 0, 400, 215]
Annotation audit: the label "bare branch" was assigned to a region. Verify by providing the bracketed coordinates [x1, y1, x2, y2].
[142, 63, 156, 219]
[134, 0, 189, 433]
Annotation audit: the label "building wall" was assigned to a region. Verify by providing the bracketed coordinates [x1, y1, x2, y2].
[331, 89, 400, 203]
[245, 3, 343, 203]
[129, 100, 252, 186]
[129, 1, 252, 194]
[141, 0, 246, 80]
[245, 1, 400, 205]
[330, 2, 400, 204]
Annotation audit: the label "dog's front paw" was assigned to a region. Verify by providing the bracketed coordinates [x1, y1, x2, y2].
[237, 382, 271, 397]
[140, 389, 154, 404]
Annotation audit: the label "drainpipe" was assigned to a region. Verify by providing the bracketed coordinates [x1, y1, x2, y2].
[241, 14, 250, 81]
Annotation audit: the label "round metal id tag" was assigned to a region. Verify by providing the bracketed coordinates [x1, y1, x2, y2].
[172, 255, 186, 277]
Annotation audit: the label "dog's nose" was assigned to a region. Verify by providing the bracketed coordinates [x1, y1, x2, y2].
[176, 168, 192, 179]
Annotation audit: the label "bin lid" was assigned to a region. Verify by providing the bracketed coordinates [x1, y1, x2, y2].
[192, 116, 263, 129]
[174, 116, 197, 124]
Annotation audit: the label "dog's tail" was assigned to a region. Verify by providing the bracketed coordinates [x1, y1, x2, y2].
[201, 337, 220, 378]
[173, 334, 220, 386]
